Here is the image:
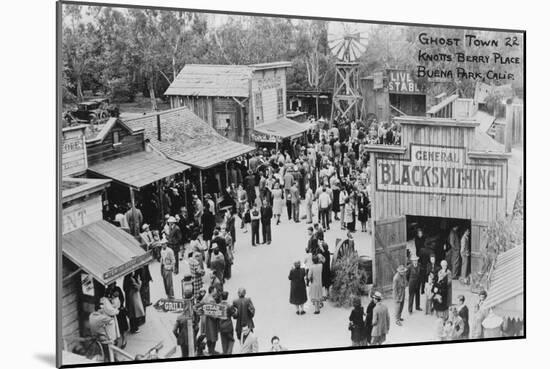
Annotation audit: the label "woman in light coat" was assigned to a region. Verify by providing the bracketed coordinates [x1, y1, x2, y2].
[308, 255, 324, 314]
[271, 182, 284, 225]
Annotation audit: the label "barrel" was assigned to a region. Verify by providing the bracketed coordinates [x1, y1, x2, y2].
[358, 256, 373, 284]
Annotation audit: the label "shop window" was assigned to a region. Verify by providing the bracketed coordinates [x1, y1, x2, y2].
[277, 88, 284, 117]
[254, 92, 263, 123]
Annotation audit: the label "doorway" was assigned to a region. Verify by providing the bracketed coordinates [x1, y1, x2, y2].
[406, 215, 471, 279]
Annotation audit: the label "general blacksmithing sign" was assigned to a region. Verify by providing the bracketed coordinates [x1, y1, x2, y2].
[375, 144, 504, 197]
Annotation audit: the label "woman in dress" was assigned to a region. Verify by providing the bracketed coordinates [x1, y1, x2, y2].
[123, 271, 145, 334]
[432, 260, 452, 320]
[271, 182, 284, 225]
[320, 241, 332, 300]
[308, 255, 324, 314]
[357, 191, 369, 232]
[288, 261, 308, 315]
[343, 197, 354, 232]
[349, 297, 366, 346]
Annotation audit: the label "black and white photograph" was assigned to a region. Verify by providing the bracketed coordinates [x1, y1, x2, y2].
[55, 0, 525, 367]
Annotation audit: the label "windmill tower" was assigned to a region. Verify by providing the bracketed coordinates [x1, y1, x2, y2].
[328, 24, 367, 123]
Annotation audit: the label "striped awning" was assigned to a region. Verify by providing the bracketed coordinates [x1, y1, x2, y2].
[62, 220, 153, 285]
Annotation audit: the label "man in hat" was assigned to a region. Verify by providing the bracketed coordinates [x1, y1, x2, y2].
[139, 224, 154, 252]
[166, 216, 182, 274]
[407, 256, 422, 314]
[209, 243, 226, 286]
[232, 288, 255, 340]
[392, 265, 407, 325]
[371, 291, 390, 345]
[260, 199, 273, 245]
[471, 290, 489, 339]
[160, 240, 175, 299]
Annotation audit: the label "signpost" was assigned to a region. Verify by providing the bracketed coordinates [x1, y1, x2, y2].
[153, 298, 193, 316]
[201, 303, 227, 319]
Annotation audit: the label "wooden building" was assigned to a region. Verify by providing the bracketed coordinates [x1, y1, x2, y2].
[165, 62, 309, 146]
[366, 116, 512, 292]
[122, 107, 254, 199]
[83, 117, 190, 230]
[61, 177, 153, 345]
[361, 69, 427, 123]
[62, 125, 88, 177]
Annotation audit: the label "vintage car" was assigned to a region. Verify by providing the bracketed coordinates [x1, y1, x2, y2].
[64, 97, 120, 123]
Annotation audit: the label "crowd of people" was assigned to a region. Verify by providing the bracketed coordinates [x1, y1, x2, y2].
[86, 116, 490, 358]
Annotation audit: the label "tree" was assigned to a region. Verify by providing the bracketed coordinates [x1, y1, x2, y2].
[62, 5, 100, 101]
[329, 253, 370, 307]
[127, 9, 166, 110]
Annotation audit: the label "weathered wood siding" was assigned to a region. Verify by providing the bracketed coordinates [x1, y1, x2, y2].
[62, 196, 103, 235]
[251, 68, 287, 127]
[62, 127, 88, 176]
[373, 216, 407, 292]
[86, 124, 144, 167]
[372, 124, 508, 223]
[61, 257, 81, 340]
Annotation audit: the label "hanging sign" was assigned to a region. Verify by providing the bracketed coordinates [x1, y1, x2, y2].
[201, 303, 227, 319]
[81, 273, 95, 296]
[387, 69, 423, 94]
[375, 144, 504, 197]
[154, 298, 193, 317]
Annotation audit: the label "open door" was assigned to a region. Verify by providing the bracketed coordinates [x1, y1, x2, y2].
[373, 215, 407, 293]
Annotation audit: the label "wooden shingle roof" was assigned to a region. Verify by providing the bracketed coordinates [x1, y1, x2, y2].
[124, 107, 254, 169]
[164, 64, 252, 97]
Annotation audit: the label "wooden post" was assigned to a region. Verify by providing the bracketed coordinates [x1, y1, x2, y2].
[505, 99, 513, 153]
[225, 161, 229, 188]
[187, 319, 195, 357]
[158, 182, 165, 220]
[199, 170, 204, 201]
[183, 172, 188, 210]
[129, 187, 136, 235]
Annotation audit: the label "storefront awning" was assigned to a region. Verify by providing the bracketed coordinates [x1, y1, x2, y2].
[484, 246, 524, 318]
[88, 151, 190, 188]
[254, 117, 311, 139]
[62, 220, 153, 285]
[169, 140, 254, 170]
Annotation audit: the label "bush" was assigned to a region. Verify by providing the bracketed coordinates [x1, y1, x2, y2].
[329, 252, 370, 308]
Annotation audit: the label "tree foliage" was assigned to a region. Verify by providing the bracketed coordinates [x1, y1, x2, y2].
[329, 253, 370, 307]
[61, 5, 523, 111]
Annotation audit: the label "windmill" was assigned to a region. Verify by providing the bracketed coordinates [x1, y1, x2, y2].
[328, 23, 367, 123]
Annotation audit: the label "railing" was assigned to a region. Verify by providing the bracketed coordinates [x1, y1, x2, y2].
[427, 94, 458, 118]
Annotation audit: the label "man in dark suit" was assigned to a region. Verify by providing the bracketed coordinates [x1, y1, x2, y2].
[406, 256, 422, 314]
[211, 229, 229, 280]
[232, 288, 255, 340]
[166, 217, 182, 274]
[260, 199, 273, 245]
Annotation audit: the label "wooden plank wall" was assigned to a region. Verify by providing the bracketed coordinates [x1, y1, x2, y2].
[251, 68, 287, 126]
[62, 257, 81, 340]
[372, 124, 508, 223]
[179, 96, 214, 127]
[86, 125, 144, 167]
[374, 216, 408, 291]
[511, 103, 524, 146]
[62, 128, 87, 176]
[62, 196, 103, 234]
